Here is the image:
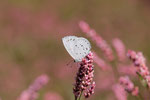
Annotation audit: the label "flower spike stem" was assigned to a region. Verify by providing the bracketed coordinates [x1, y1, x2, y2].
[78, 90, 83, 100]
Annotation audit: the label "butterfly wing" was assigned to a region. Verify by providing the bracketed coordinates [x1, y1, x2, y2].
[62, 36, 78, 60]
[73, 37, 91, 62]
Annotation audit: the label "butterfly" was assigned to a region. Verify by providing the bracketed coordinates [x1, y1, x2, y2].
[62, 36, 91, 62]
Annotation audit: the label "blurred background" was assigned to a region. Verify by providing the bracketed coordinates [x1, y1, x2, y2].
[0, 0, 150, 100]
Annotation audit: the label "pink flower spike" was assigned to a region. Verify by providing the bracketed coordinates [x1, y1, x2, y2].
[132, 87, 139, 96]
[73, 52, 95, 99]
[112, 38, 126, 62]
[119, 76, 139, 96]
[127, 50, 150, 88]
[79, 21, 114, 61]
[17, 74, 49, 100]
[93, 52, 111, 71]
[84, 82, 96, 98]
[118, 64, 136, 76]
[112, 84, 127, 100]
[79, 21, 90, 33]
[44, 92, 64, 100]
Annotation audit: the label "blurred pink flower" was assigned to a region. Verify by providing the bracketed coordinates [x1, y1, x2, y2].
[96, 73, 115, 91]
[119, 76, 139, 96]
[118, 64, 136, 76]
[112, 38, 126, 62]
[17, 74, 49, 100]
[93, 52, 112, 70]
[44, 92, 64, 100]
[127, 50, 150, 87]
[79, 21, 114, 61]
[73, 52, 95, 99]
[112, 84, 127, 100]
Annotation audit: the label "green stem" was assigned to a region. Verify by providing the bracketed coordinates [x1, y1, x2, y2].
[75, 96, 77, 100]
[78, 90, 83, 100]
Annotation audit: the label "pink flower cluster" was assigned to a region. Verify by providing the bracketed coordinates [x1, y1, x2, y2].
[84, 82, 96, 98]
[73, 52, 95, 100]
[18, 74, 49, 100]
[118, 64, 136, 76]
[112, 38, 126, 62]
[78, 20, 149, 99]
[112, 84, 127, 100]
[119, 76, 139, 96]
[79, 21, 114, 61]
[127, 50, 150, 87]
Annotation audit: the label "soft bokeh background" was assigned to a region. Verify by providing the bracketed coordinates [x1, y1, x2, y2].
[0, 0, 150, 100]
